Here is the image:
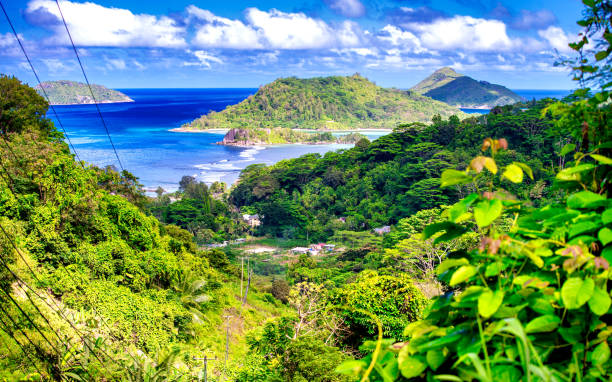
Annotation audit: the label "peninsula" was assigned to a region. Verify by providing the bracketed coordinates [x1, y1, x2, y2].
[35, 80, 133, 105]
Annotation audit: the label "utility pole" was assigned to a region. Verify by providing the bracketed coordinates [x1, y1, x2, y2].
[222, 315, 232, 381]
[242, 259, 252, 306]
[240, 256, 244, 299]
[194, 353, 217, 382]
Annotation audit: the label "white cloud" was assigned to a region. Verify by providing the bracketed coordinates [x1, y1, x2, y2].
[183, 50, 223, 68]
[188, 6, 262, 49]
[378, 25, 427, 53]
[26, 0, 186, 48]
[105, 57, 126, 70]
[538, 26, 572, 53]
[325, 0, 365, 18]
[42, 58, 71, 72]
[245, 8, 336, 49]
[407, 16, 515, 52]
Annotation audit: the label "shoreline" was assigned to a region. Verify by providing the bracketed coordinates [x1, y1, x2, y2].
[50, 98, 134, 106]
[170, 127, 392, 134]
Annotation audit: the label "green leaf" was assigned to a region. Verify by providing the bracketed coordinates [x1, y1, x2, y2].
[399, 356, 428, 378]
[524, 315, 560, 333]
[437, 258, 469, 275]
[441, 169, 472, 188]
[449, 265, 477, 286]
[474, 199, 503, 228]
[590, 154, 612, 164]
[591, 342, 610, 366]
[502, 164, 523, 183]
[477, 289, 504, 318]
[603, 208, 612, 225]
[569, 220, 601, 238]
[603, 246, 612, 263]
[560, 143, 576, 156]
[423, 222, 467, 242]
[561, 277, 594, 309]
[514, 162, 534, 180]
[448, 194, 478, 222]
[426, 350, 446, 371]
[567, 191, 605, 209]
[598, 227, 612, 246]
[588, 286, 611, 316]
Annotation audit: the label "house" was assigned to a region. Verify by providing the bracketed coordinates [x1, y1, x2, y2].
[290, 247, 310, 255]
[338, 217, 347, 223]
[242, 214, 261, 227]
[373, 226, 391, 235]
[323, 244, 336, 252]
[310, 243, 325, 251]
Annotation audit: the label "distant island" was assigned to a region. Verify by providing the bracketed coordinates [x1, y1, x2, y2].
[411, 67, 525, 109]
[180, 74, 468, 138]
[35, 80, 133, 105]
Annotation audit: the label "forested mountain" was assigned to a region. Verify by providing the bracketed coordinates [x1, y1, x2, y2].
[411, 67, 524, 108]
[182, 74, 468, 131]
[35, 80, 133, 105]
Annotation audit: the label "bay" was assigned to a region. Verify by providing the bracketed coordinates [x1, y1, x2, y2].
[49, 88, 358, 193]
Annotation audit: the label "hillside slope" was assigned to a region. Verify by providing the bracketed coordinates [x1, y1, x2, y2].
[35, 80, 133, 105]
[411, 67, 524, 108]
[183, 74, 468, 131]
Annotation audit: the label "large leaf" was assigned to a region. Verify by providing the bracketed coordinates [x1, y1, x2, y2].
[335, 360, 366, 375]
[560, 143, 576, 156]
[588, 286, 611, 316]
[567, 191, 605, 209]
[448, 194, 479, 222]
[474, 199, 502, 228]
[603, 208, 612, 225]
[598, 227, 612, 246]
[437, 258, 469, 275]
[477, 289, 504, 318]
[524, 315, 560, 333]
[569, 220, 602, 238]
[561, 277, 594, 309]
[590, 154, 612, 164]
[514, 162, 534, 180]
[441, 169, 472, 188]
[502, 164, 523, 183]
[591, 342, 610, 366]
[399, 355, 428, 378]
[426, 350, 446, 371]
[449, 265, 477, 286]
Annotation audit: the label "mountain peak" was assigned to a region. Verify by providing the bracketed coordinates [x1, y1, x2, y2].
[433, 67, 462, 76]
[411, 68, 524, 108]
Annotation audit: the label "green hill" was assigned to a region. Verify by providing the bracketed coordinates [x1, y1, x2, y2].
[411, 67, 524, 108]
[35, 80, 133, 105]
[182, 74, 468, 132]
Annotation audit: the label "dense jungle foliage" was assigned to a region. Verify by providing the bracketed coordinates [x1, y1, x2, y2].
[230, 99, 561, 241]
[182, 74, 468, 131]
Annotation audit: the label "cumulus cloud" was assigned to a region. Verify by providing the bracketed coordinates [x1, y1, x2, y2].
[377, 25, 428, 53]
[407, 16, 515, 52]
[538, 26, 572, 53]
[325, 0, 366, 18]
[25, 0, 186, 47]
[187, 6, 262, 49]
[188, 6, 362, 50]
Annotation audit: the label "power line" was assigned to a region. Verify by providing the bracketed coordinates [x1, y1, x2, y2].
[0, 303, 48, 378]
[53, 0, 125, 172]
[0, 0, 84, 169]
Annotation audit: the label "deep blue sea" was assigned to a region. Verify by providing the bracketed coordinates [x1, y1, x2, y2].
[49, 88, 368, 192]
[49, 88, 569, 192]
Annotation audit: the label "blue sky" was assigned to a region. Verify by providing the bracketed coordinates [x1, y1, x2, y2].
[0, 0, 584, 89]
